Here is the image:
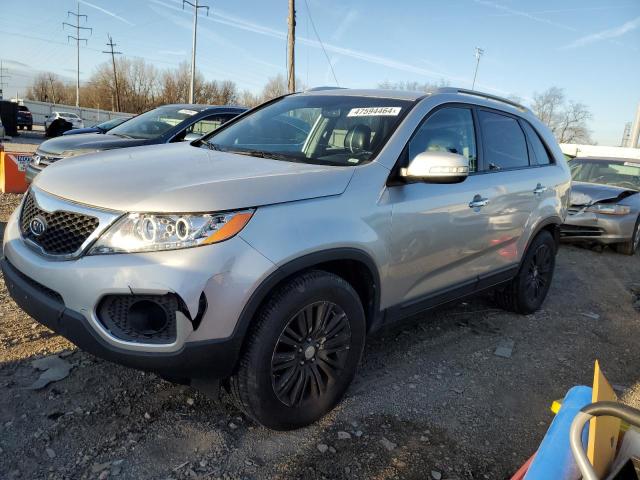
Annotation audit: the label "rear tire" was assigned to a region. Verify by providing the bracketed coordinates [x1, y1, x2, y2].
[616, 216, 640, 256]
[494, 230, 556, 314]
[230, 270, 366, 430]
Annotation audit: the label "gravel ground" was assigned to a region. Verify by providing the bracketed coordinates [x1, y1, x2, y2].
[1, 192, 639, 480]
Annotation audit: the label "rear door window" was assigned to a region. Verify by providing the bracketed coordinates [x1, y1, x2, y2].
[478, 110, 529, 170]
[522, 121, 552, 165]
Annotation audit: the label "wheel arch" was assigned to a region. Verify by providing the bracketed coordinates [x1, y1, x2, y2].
[522, 216, 562, 265]
[231, 248, 382, 358]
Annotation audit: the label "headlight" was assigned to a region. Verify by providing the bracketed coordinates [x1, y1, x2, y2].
[585, 204, 631, 215]
[88, 210, 254, 254]
[61, 148, 101, 158]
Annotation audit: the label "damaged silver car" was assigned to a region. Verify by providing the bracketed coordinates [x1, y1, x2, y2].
[561, 157, 640, 255]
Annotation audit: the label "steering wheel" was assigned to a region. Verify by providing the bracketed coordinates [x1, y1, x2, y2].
[139, 120, 168, 134]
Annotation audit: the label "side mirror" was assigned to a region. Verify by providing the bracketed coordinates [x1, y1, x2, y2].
[400, 151, 469, 184]
[183, 132, 203, 142]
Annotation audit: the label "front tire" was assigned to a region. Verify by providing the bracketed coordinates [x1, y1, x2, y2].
[616, 216, 640, 256]
[494, 230, 556, 314]
[230, 270, 366, 430]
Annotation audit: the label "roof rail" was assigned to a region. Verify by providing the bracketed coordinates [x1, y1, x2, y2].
[435, 87, 528, 112]
[305, 86, 345, 92]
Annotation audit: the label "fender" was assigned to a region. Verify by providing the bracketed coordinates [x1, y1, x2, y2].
[231, 247, 382, 346]
[521, 215, 562, 266]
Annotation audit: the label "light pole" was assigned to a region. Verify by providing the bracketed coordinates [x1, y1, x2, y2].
[183, 0, 210, 104]
[472, 47, 484, 91]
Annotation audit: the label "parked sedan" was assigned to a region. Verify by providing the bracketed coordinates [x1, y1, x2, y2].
[561, 157, 640, 255]
[27, 104, 246, 182]
[63, 117, 129, 136]
[45, 111, 84, 130]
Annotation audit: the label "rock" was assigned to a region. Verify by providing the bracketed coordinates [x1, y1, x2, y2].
[420, 436, 429, 442]
[380, 437, 397, 451]
[30, 356, 72, 390]
[337, 431, 351, 440]
[317, 443, 328, 453]
[355, 430, 363, 438]
[329, 446, 336, 453]
[45, 447, 56, 459]
[186, 397, 195, 406]
[431, 470, 442, 480]
[92, 462, 111, 474]
[494, 339, 515, 358]
[98, 471, 109, 480]
[580, 312, 600, 320]
[228, 422, 238, 430]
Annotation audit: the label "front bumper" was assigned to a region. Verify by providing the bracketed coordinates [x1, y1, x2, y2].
[1, 257, 241, 379]
[25, 163, 42, 184]
[2, 203, 275, 370]
[560, 209, 637, 244]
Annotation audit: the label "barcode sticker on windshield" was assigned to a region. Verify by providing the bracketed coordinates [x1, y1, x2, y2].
[347, 107, 401, 117]
[178, 109, 198, 116]
[624, 161, 640, 167]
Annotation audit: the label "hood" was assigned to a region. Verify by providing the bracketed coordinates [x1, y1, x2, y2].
[63, 127, 103, 136]
[570, 181, 638, 205]
[33, 143, 355, 212]
[38, 132, 150, 156]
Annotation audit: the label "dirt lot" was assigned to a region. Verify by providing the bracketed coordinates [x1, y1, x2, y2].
[1, 192, 639, 480]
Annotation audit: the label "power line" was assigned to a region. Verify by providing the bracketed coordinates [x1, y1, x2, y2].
[303, 0, 339, 87]
[472, 47, 484, 90]
[183, 0, 210, 104]
[102, 34, 123, 112]
[63, 2, 92, 107]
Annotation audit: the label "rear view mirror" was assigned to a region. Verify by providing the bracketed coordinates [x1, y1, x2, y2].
[400, 151, 469, 184]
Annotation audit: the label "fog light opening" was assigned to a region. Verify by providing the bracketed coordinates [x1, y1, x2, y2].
[128, 300, 168, 335]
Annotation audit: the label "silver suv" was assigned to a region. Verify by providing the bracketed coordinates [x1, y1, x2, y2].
[2, 88, 570, 430]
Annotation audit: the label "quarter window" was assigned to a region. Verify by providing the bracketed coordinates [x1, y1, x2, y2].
[408, 107, 478, 172]
[522, 121, 552, 165]
[478, 111, 529, 170]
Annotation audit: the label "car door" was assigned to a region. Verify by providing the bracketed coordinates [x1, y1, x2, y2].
[386, 105, 499, 308]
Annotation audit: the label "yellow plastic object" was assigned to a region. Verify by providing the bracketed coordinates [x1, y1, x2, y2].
[587, 360, 620, 478]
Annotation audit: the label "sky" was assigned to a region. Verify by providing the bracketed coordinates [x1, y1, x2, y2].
[0, 0, 639, 146]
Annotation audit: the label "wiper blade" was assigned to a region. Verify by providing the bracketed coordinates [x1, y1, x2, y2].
[226, 149, 293, 161]
[204, 141, 222, 151]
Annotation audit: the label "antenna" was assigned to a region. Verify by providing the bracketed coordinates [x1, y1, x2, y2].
[63, 1, 92, 107]
[102, 34, 123, 111]
[472, 47, 484, 91]
[183, 0, 210, 104]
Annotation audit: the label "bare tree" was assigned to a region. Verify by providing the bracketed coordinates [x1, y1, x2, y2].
[531, 87, 593, 144]
[378, 79, 449, 93]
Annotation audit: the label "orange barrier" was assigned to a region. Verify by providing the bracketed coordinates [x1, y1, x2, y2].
[0, 151, 32, 193]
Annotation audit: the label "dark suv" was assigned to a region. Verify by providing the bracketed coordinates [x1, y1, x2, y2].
[17, 105, 33, 131]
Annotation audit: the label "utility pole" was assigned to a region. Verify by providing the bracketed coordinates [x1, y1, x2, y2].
[102, 34, 122, 112]
[287, 0, 296, 93]
[183, 0, 210, 104]
[0, 60, 10, 100]
[471, 47, 484, 90]
[63, 2, 91, 107]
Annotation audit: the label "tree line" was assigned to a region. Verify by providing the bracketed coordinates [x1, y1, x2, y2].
[26, 58, 296, 113]
[25, 58, 593, 145]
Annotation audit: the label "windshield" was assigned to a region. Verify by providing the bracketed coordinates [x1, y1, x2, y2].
[202, 95, 413, 165]
[96, 117, 126, 130]
[108, 106, 200, 139]
[570, 159, 640, 191]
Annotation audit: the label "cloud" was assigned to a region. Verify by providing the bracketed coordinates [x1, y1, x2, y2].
[78, 0, 134, 26]
[561, 16, 640, 49]
[472, 0, 577, 32]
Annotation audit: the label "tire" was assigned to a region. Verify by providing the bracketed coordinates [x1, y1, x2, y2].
[27, 125, 32, 131]
[494, 230, 556, 314]
[616, 216, 640, 256]
[230, 270, 366, 430]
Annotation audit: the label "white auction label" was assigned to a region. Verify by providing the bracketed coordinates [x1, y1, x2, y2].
[347, 107, 402, 117]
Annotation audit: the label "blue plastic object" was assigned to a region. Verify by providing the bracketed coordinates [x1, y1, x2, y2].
[524, 385, 593, 480]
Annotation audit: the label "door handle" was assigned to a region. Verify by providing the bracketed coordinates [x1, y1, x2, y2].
[469, 195, 490, 209]
[533, 183, 548, 195]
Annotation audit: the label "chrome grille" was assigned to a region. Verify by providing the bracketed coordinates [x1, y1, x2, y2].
[20, 192, 99, 255]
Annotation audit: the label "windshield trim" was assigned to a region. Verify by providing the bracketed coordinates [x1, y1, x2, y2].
[198, 93, 420, 167]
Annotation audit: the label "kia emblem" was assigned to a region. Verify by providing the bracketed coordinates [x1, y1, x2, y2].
[29, 216, 47, 237]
